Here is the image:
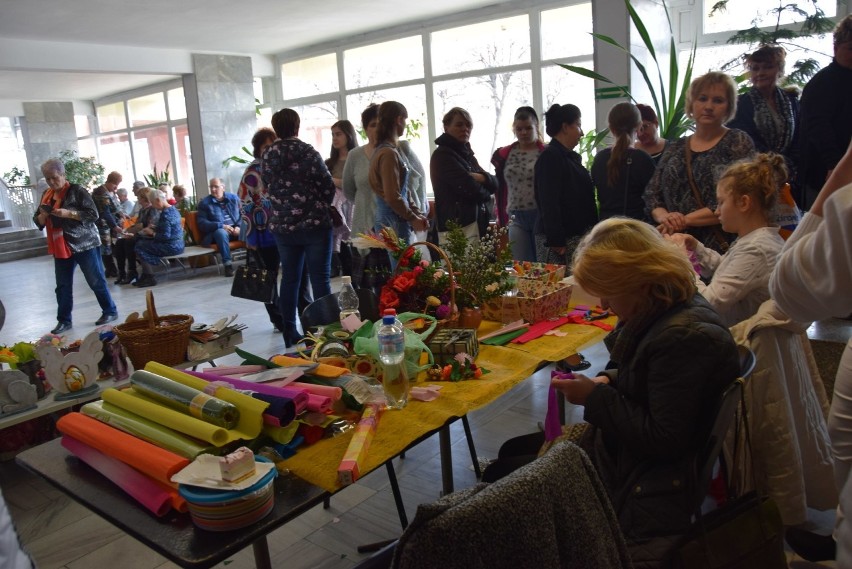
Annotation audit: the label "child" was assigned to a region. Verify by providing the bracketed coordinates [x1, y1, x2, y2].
[669, 153, 788, 327]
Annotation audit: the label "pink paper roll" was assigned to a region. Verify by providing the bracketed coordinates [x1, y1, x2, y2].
[286, 382, 342, 401]
[306, 393, 333, 413]
[185, 370, 310, 414]
[201, 365, 267, 376]
[62, 435, 174, 517]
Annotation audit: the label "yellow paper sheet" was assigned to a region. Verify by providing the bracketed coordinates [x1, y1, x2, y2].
[145, 362, 268, 441]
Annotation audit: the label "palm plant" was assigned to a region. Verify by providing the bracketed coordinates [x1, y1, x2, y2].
[560, 0, 696, 141]
[144, 163, 172, 188]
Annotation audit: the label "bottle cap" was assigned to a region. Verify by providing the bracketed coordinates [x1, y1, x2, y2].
[382, 315, 396, 325]
[341, 276, 351, 285]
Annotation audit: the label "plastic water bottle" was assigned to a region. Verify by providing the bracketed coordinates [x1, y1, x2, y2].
[377, 309, 409, 409]
[338, 276, 361, 322]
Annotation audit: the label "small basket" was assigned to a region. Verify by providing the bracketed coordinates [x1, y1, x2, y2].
[402, 241, 459, 331]
[114, 290, 193, 368]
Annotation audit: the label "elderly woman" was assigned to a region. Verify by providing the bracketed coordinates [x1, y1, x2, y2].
[484, 218, 740, 557]
[431, 107, 497, 243]
[644, 72, 755, 253]
[33, 158, 118, 334]
[261, 108, 336, 347]
[534, 103, 598, 267]
[113, 190, 159, 285]
[727, 45, 799, 179]
[132, 189, 184, 287]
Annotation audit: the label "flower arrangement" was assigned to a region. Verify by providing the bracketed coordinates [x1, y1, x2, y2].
[352, 228, 453, 317]
[427, 353, 490, 382]
[443, 221, 514, 309]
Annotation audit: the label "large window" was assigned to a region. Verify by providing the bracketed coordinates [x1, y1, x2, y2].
[703, 0, 837, 34]
[85, 82, 193, 190]
[277, 4, 597, 186]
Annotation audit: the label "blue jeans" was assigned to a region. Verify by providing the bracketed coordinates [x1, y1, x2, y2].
[274, 228, 332, 343]
[202, 228, 234, 263]
[509, 209, 538, 262]
[54, 246, 117, 324]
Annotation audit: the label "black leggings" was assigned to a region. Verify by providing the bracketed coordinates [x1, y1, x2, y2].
[113, 237, 138, 274]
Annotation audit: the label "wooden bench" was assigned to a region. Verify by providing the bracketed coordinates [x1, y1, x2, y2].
[158, 246, 221, 278]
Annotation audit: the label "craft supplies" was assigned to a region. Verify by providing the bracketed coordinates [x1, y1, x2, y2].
[427, 328, 479, 366]
[337, 403, 383, 485]
[130, 370, 240, 429]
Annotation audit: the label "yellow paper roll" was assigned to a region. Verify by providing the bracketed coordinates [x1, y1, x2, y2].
[144, 362, 268, 441]
[102, 387, 231, 446]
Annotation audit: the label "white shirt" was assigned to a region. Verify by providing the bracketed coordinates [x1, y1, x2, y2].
[694, 225, 785, 327]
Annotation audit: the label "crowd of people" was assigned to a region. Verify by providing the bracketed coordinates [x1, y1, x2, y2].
[26, 13, 852, 565]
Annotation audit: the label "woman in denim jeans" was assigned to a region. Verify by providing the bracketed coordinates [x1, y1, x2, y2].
[492, 106, 546, 261]
[261, 108, 336, 347]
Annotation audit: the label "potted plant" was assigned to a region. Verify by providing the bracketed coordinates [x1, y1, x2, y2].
[59, 149, 105, 188]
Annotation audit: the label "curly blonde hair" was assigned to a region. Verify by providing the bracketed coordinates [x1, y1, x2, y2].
[573, 218, 696, 313]
[719, 153, 788, 223]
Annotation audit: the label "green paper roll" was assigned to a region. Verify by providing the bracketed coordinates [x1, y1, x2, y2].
[130, 370, 240, 429]
[81, 400, 214, 459]
[481, 328, 529, 346]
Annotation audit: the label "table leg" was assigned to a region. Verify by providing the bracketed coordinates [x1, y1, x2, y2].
[252, 535, 272, 569]
[439, 425, 453, 495]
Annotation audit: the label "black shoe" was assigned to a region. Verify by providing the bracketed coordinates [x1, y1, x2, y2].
[51, 321, 72, 334]
[95, 313, 118, 326]
[224, 265, 235, 277]
[121, 272, 138, 285]
[785, 527, 836, 562]
[133, 274, 157, 287]
[114, 273, 126, 285]
[558, 353, 592, 372]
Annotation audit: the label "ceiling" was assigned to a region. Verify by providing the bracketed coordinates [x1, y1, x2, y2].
[0, 0, 506, 104]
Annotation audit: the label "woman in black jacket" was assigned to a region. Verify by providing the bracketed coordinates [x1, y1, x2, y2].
[534, 103, 598, 268]
[430, 107, 497, 243]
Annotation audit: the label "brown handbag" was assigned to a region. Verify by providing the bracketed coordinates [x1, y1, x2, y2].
[684, 137, 730, 252]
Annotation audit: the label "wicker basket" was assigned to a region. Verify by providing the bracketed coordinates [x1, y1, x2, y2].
[114, 290, 193, 369]
[398, 241, 459, 331]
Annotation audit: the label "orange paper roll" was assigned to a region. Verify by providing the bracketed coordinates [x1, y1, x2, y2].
[56, 412, 189, 486]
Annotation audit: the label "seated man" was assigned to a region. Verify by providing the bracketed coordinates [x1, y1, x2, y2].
[197, 178, 241, 276]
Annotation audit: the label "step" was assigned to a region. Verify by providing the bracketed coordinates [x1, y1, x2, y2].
[0, 245, 48, 263]
[0, 219, 11, 229]
[0, 235, 46, 254]
[0, 227, 42, 243]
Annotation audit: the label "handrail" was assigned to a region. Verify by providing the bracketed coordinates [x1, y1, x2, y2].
[0, 179, 40, 229]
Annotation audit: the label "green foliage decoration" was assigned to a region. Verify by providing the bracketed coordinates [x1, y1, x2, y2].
[59, 149, 105, 188]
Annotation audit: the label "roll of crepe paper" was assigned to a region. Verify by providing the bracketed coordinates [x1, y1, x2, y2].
[144, 362, 268, 441]
[271, 355, 348, 378]
[62, 435, 186, 517]
[262, 421, 301, 445]
[56, 413, 190, 486]
[306, 393, 333, 413]
[184, 370, 310, 415]
[287, 382, 343, 401]
[130, 370, 240, 429]
[200, 365, 267, 376]
[102, 388, 231, 447]
[338, 403, 383, 485]
[81, 400, 212, 459]
[250, 392, 296, 428]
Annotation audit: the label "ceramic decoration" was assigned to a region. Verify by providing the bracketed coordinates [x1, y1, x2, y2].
[0, 369, 38, 416]
[36, 330, 103, 398]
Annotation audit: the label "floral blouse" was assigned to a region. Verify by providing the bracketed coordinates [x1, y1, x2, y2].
[643, 129, 755, 251]
[260, 138, 336, 234]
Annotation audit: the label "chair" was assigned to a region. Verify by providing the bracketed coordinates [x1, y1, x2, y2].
[185, 211, 246, 258]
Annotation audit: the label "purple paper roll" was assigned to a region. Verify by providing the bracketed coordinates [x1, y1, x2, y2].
[61, 435, 173, 517]
[544, 387, 562, 442]
[185, 370, 310, 414]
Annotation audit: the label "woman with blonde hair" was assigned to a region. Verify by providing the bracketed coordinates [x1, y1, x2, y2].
[669, 153, 787, 327]
[484, 218, 739, 557]
[591, 102, 656, 221]
[644, 71, 755, 252]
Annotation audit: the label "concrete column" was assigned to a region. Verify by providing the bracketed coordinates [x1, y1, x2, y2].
[184, 54, 257, 198]
[21, 102, 77, 182]
[591, 0, 631, 133]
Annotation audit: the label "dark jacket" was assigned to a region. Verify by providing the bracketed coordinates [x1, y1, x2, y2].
[33, 183, 101, 254]
[491, 140, 546, 226]
[430, 133, 497, 234]
[533, 139, 598, 246]
[798, 60, 852, 195]
[583, 294, 739, 542]
[591, 147, 656, 222]
[196, 192, 241, 238]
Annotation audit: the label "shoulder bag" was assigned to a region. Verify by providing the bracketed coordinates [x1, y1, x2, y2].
[230, 250, 276, 304]
[684, 137, 730, 252]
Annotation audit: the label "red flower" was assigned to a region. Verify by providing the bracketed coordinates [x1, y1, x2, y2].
[380, 287, 400, 310]
[391, 271, 417, 293]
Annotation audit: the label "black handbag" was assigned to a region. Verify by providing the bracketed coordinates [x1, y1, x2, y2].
[669, 386, 787, 569]
[230, 250, 276, 304]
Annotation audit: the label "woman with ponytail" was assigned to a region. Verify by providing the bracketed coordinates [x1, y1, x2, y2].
[669, 152, 788, 326]
[591, 102, 657, 221]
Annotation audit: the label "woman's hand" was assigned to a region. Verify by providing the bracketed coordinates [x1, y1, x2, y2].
[410, 215, 429, 232]
[140, 227, 154, 237]
[666, 233, 698, 252]
[659, 211, 687, 234]
[550, 246, 566, 255]
[550, 373, 605, 405]
[52, 208, 76, 220]
[469, 172, 486, 184]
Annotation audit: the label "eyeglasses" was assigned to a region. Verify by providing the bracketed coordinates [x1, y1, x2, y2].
[209, 184, 223, 189]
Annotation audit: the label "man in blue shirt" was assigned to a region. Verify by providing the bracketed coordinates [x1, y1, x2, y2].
[197, 178, 241, 276]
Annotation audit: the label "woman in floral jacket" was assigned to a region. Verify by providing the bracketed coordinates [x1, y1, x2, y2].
[261, 108, 336, 346]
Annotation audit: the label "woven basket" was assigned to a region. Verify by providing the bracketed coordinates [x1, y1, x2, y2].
[398, 240, 459, 331]
[114, 290, 193, 369]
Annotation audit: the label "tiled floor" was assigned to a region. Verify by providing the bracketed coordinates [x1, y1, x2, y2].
[0, 254, 840, 568]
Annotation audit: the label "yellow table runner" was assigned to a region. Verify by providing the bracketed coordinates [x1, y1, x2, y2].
[283, 318, 614, 492]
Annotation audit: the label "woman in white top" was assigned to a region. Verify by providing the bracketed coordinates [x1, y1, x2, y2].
[669, 153, 787, 327]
